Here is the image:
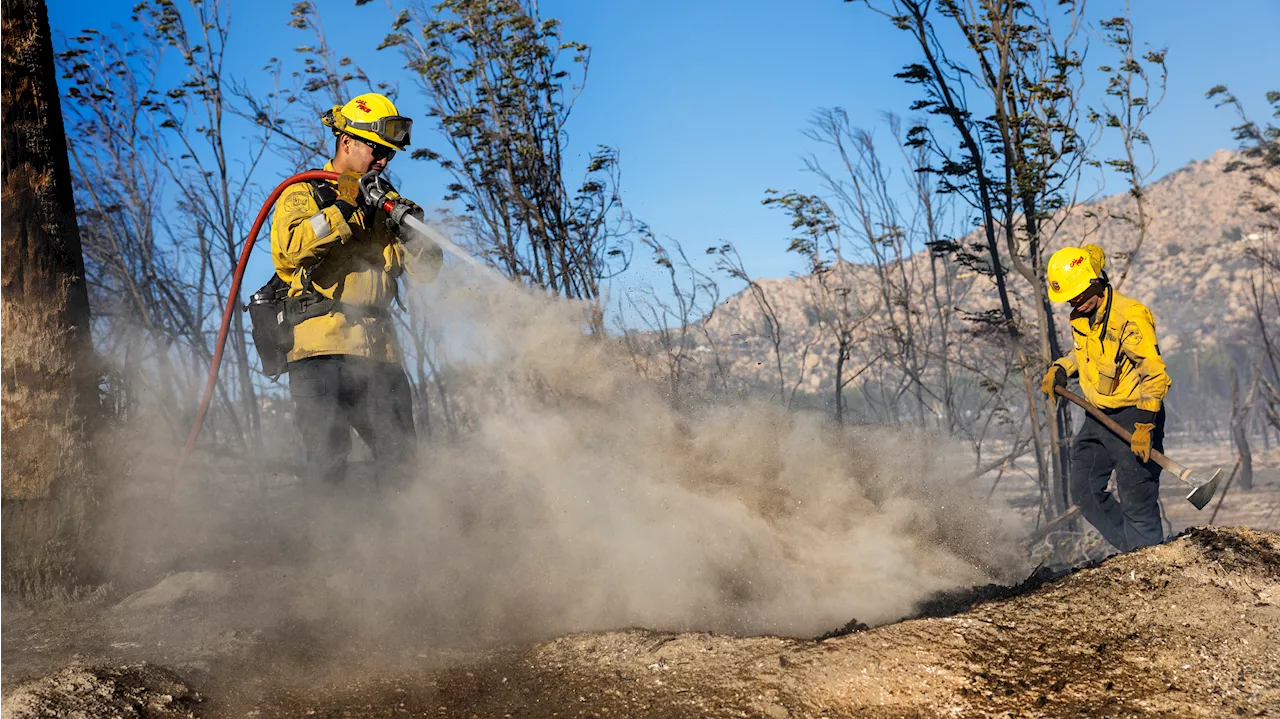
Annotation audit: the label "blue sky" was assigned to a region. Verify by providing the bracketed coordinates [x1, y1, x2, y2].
[48, 0, 1280, 305]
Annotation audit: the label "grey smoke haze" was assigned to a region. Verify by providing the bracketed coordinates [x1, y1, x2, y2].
[89, 253, 1029, 656]
[287, 265, 1028, 641]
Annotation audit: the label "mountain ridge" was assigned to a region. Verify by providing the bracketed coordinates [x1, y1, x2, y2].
[691, 148, 1270, 399]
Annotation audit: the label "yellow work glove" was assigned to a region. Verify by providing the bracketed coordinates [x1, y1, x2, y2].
[385, 190, 424, 218]
[335, 170, 363, 219]
[1041, 364, 1066, 399]
[396, 194, 424, 219]
[1130, 423, 1155, 463]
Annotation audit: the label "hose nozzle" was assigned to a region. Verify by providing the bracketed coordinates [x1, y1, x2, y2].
[358, 170, 394, 208]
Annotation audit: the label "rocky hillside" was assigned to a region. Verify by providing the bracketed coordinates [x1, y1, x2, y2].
[1075, 149, 1271, 349]
[697, 149, 1271, 398]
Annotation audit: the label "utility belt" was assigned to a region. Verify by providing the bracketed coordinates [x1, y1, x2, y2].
[245, 272, 390, 379]
[246, 174, 393, 378]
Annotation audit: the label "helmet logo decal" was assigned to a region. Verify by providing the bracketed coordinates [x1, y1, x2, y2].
[354, 98, 371, 114]
[1069, 256, 1085, 268]
[1051, 281, 1061, 292]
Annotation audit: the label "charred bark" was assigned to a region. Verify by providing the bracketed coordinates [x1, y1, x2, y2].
[2, 0, 99, 597]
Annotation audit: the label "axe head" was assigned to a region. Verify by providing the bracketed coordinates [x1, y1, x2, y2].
[1185, 468, 1223, 511]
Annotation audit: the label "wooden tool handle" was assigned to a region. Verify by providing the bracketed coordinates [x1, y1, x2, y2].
[1053, 386, 1185, 476]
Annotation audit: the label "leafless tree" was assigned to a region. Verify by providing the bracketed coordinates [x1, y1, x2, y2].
[145, 0, 283, 445]
[712, 243, 810, 406]
[1090, 11, 1168, 289]
[231, 1, 397, 173]
[620, 232, 726, 402]
[59, 22, 228, 436]
[802, 111, 944, 426]
[1230, 364, 1263, 492]
[760, 188, 880, 423]
[376, 0, 635, 332]
[853, 0, 1166, 524]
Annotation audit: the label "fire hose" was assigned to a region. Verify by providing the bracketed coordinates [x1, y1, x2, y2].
[178, 169, 494, 469]
[178, 170, 337, 468]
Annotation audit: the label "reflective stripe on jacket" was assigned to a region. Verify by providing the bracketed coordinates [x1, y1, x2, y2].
[269, 161, 439, 363]
[1052, 287, 1170, 413]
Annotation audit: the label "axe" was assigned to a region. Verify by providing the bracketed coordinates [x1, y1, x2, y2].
[1054, 387, 1222, 510]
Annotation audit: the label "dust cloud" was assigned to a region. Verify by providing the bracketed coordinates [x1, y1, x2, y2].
[284, 264, 1029, 644]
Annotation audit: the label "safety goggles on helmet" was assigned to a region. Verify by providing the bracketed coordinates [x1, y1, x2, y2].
[345, 115, 412, 148]
[322, 105, 413, 151]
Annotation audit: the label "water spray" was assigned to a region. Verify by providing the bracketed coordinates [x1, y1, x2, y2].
[357, 171, 505, 282]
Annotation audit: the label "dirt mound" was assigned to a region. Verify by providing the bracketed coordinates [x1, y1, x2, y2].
[114, 572, 232, 612]
[417, 526, 1280, 718]
[1, 663, 202, 719]
[4, 527, 1277, 717]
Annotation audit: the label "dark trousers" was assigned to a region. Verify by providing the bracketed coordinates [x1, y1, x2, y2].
[1069, 405, 1166, 552]
[288, 355, 416, 486]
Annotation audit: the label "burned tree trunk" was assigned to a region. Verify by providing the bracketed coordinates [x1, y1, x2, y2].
[2, 0, 99, 597]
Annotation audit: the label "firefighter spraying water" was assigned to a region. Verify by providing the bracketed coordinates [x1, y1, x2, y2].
[180, 93, 497, 472]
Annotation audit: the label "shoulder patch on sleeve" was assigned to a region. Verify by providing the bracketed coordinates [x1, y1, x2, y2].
[1121, 319, 1146, 345]
[283, 189, 313, 214]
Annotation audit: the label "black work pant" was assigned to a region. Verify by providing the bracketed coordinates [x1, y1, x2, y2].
[288, 355, 416, 486]
[1069, 405, 1165, 552]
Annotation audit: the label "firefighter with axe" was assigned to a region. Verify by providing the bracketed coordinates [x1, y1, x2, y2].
[1041, 244, 1173, 551]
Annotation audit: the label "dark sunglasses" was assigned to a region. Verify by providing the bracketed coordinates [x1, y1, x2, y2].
[350, 135, 397, 161]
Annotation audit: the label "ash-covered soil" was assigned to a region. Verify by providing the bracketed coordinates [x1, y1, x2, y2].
[0, 664, 203, 719]
[4, 525, 1278, 718]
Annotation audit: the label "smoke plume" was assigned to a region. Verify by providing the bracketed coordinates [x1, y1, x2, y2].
[290, 266, 1027, 643]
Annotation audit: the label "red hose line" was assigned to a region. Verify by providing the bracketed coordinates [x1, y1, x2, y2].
[179, 170, 339, 468]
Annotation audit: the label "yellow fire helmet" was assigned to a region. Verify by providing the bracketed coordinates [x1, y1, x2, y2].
[1046, 246, 1100, 303]
[321, 93, 412, 151]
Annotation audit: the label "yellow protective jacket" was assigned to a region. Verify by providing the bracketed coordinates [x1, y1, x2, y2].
[270, 162, 442, 363]
[1052, 287, 1170, 413]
